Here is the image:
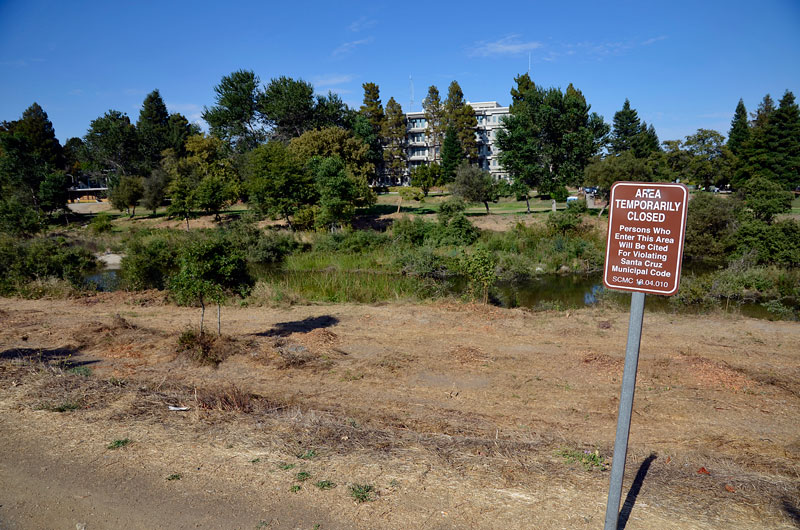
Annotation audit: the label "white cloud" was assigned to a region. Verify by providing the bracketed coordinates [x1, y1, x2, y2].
[642, 35, 667, 46]
[348, 16, 376, 32]
[332, 38, 372, 57]
[469, 35, 543, 57]
[314, 74, 354, 88]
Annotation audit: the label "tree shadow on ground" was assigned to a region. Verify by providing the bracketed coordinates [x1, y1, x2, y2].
[256, 316, 339, 337]
[618, 453, 658, 530]
[0, 347, 98, 368]
[782, 498, 800, 527]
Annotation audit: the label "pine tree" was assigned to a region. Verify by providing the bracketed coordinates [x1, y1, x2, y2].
[610, 99, 643, 155]
[750, 94, 775, 130]
[422, 86, 445, 163]
[359, 82, 384, 133]
[727, 99, 750, 156]
[736, 91, 800, 190]
[440, 126, 464, 183]
[382, 97, 407, 185]
[509, 73, 535, 109]
[444, 81, 478, 162]
[766, 91, 800, 189]
[358, 83, 385, 179]
[632, 122, 660, 158]
[14, 102, 63, 169]
[137, 89, 171, 172]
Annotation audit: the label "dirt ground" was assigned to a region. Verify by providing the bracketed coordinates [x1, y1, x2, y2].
[0, 295, 798, 529]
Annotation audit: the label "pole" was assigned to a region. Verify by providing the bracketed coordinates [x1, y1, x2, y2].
[604, 291, 646, 530]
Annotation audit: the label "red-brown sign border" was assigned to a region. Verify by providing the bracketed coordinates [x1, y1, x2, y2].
[603, 181, 688, 296]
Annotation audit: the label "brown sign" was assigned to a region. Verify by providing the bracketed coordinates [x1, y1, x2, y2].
[603, 182, 688, 296]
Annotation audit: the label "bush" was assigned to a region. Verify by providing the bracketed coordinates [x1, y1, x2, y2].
[392, 216, 434, 247]
[313, 230, 390, 253]
[0, 235, 97, 294]
[89, 212, 113, 234]
[395, 247, 456, 278]
[121, 234, 178, 290]
[734, 219, 800, 267]
[684, 193, 741, 265]
[547, 210, 584, 235]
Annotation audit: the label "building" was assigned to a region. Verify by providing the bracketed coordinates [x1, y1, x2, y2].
[403, 101, 510, 182]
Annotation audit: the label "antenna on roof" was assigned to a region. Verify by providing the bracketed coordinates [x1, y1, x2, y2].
[409, 75, 415, 111]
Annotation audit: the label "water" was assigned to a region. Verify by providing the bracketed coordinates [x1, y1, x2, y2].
[85, 268, 779, 320]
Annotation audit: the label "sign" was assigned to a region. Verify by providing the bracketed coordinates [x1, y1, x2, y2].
[603, 182, 688, 296]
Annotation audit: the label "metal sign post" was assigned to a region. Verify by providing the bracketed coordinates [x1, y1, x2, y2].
[603, 290, 645, 530]
[601, 182, 688, 530]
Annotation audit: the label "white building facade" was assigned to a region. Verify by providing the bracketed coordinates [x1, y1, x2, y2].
[403, 101, 510, 181]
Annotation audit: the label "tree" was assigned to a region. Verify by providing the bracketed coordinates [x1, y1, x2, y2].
[452, 162, 498, 213]
[509, 73, 535, 108]
[38, 172, 70, 216]
[13, 103, 63, 169]
[497, 80, 608, 197]
[684, 129, 735, 189]
[313, 91, 352, 130]
[738, 176, 792, 223]
[410, 163, 441, 196]
[0, 129, 48, 213]
[110, 175, 144, 217]
[166, 113, 200, 156]
[444, 81, 478, 162]
[750, 94, 775, 130]
[350, 114, 383, 184]
[170, 234, 250, 335]
[728, 99, 750, 156]
[382, 97, 407, 184]
[164, 134, 240, 227]
[735, 90, 800, 190]
[137, 89, 170, 171]
[584, 151, 661, 215]
[359, 82, 384, 133]
[610, 99, 642, 155]
[288, 127, 376, 189]
[422, 86, 445, 163]
[83, 110, 139, 176]
[202, 70, 266, 152]
[245, 141, 315, 228]
[142, 168, 169, 215]
[62, 137, 84, 174]
[440, 126, 463, 182]
[633, 122, 660, 158]
[683, 193, 741, 265]
[312, 156, 362, 230]
[259, 76, 316, 143]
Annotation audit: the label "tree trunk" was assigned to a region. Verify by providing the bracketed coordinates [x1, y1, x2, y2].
[199, 298, 205, 335]
[131, 205, 136, 218]
[185, 215, 190, 232]
[397, 197, 402, 214]
[525, 197, 531, 214]
[484, 201, 490, 214]
[597, 205, 606, 218]
[285, 214, 294, 231]
[217, 303, 221, 337]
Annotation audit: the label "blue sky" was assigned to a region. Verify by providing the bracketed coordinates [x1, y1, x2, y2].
[1, 0, 799, 144]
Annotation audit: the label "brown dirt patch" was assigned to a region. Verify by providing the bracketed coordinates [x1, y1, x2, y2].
[1, 295, 798, 529]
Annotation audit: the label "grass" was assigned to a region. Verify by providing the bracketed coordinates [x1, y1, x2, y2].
[278, 462, 296, 470]
[558, 448, 608, 471]
[289, 485, 301, 493]
[315, 480, 336, 490]
[295, 471, 311, 482]
[262, 270, 430, 304]
[67, 365, 91, 377]
[297, 449, 317, 460]
[348, 483, 376, 503]
[39, 401, 81, 412]
[107, 438, 131, 450]
[166, 473, 182, 481]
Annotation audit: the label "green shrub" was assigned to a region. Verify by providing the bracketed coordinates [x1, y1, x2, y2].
[89, 212, 113, 234]
[314, 230, 389, 253]
[121, 235, 178, 290]
[684, 193, 741, 266]
[250, 232, 301, 264]
[392, 216, 434, 247]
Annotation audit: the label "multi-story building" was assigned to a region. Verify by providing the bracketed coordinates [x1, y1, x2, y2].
[403, 101, 510, 181]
